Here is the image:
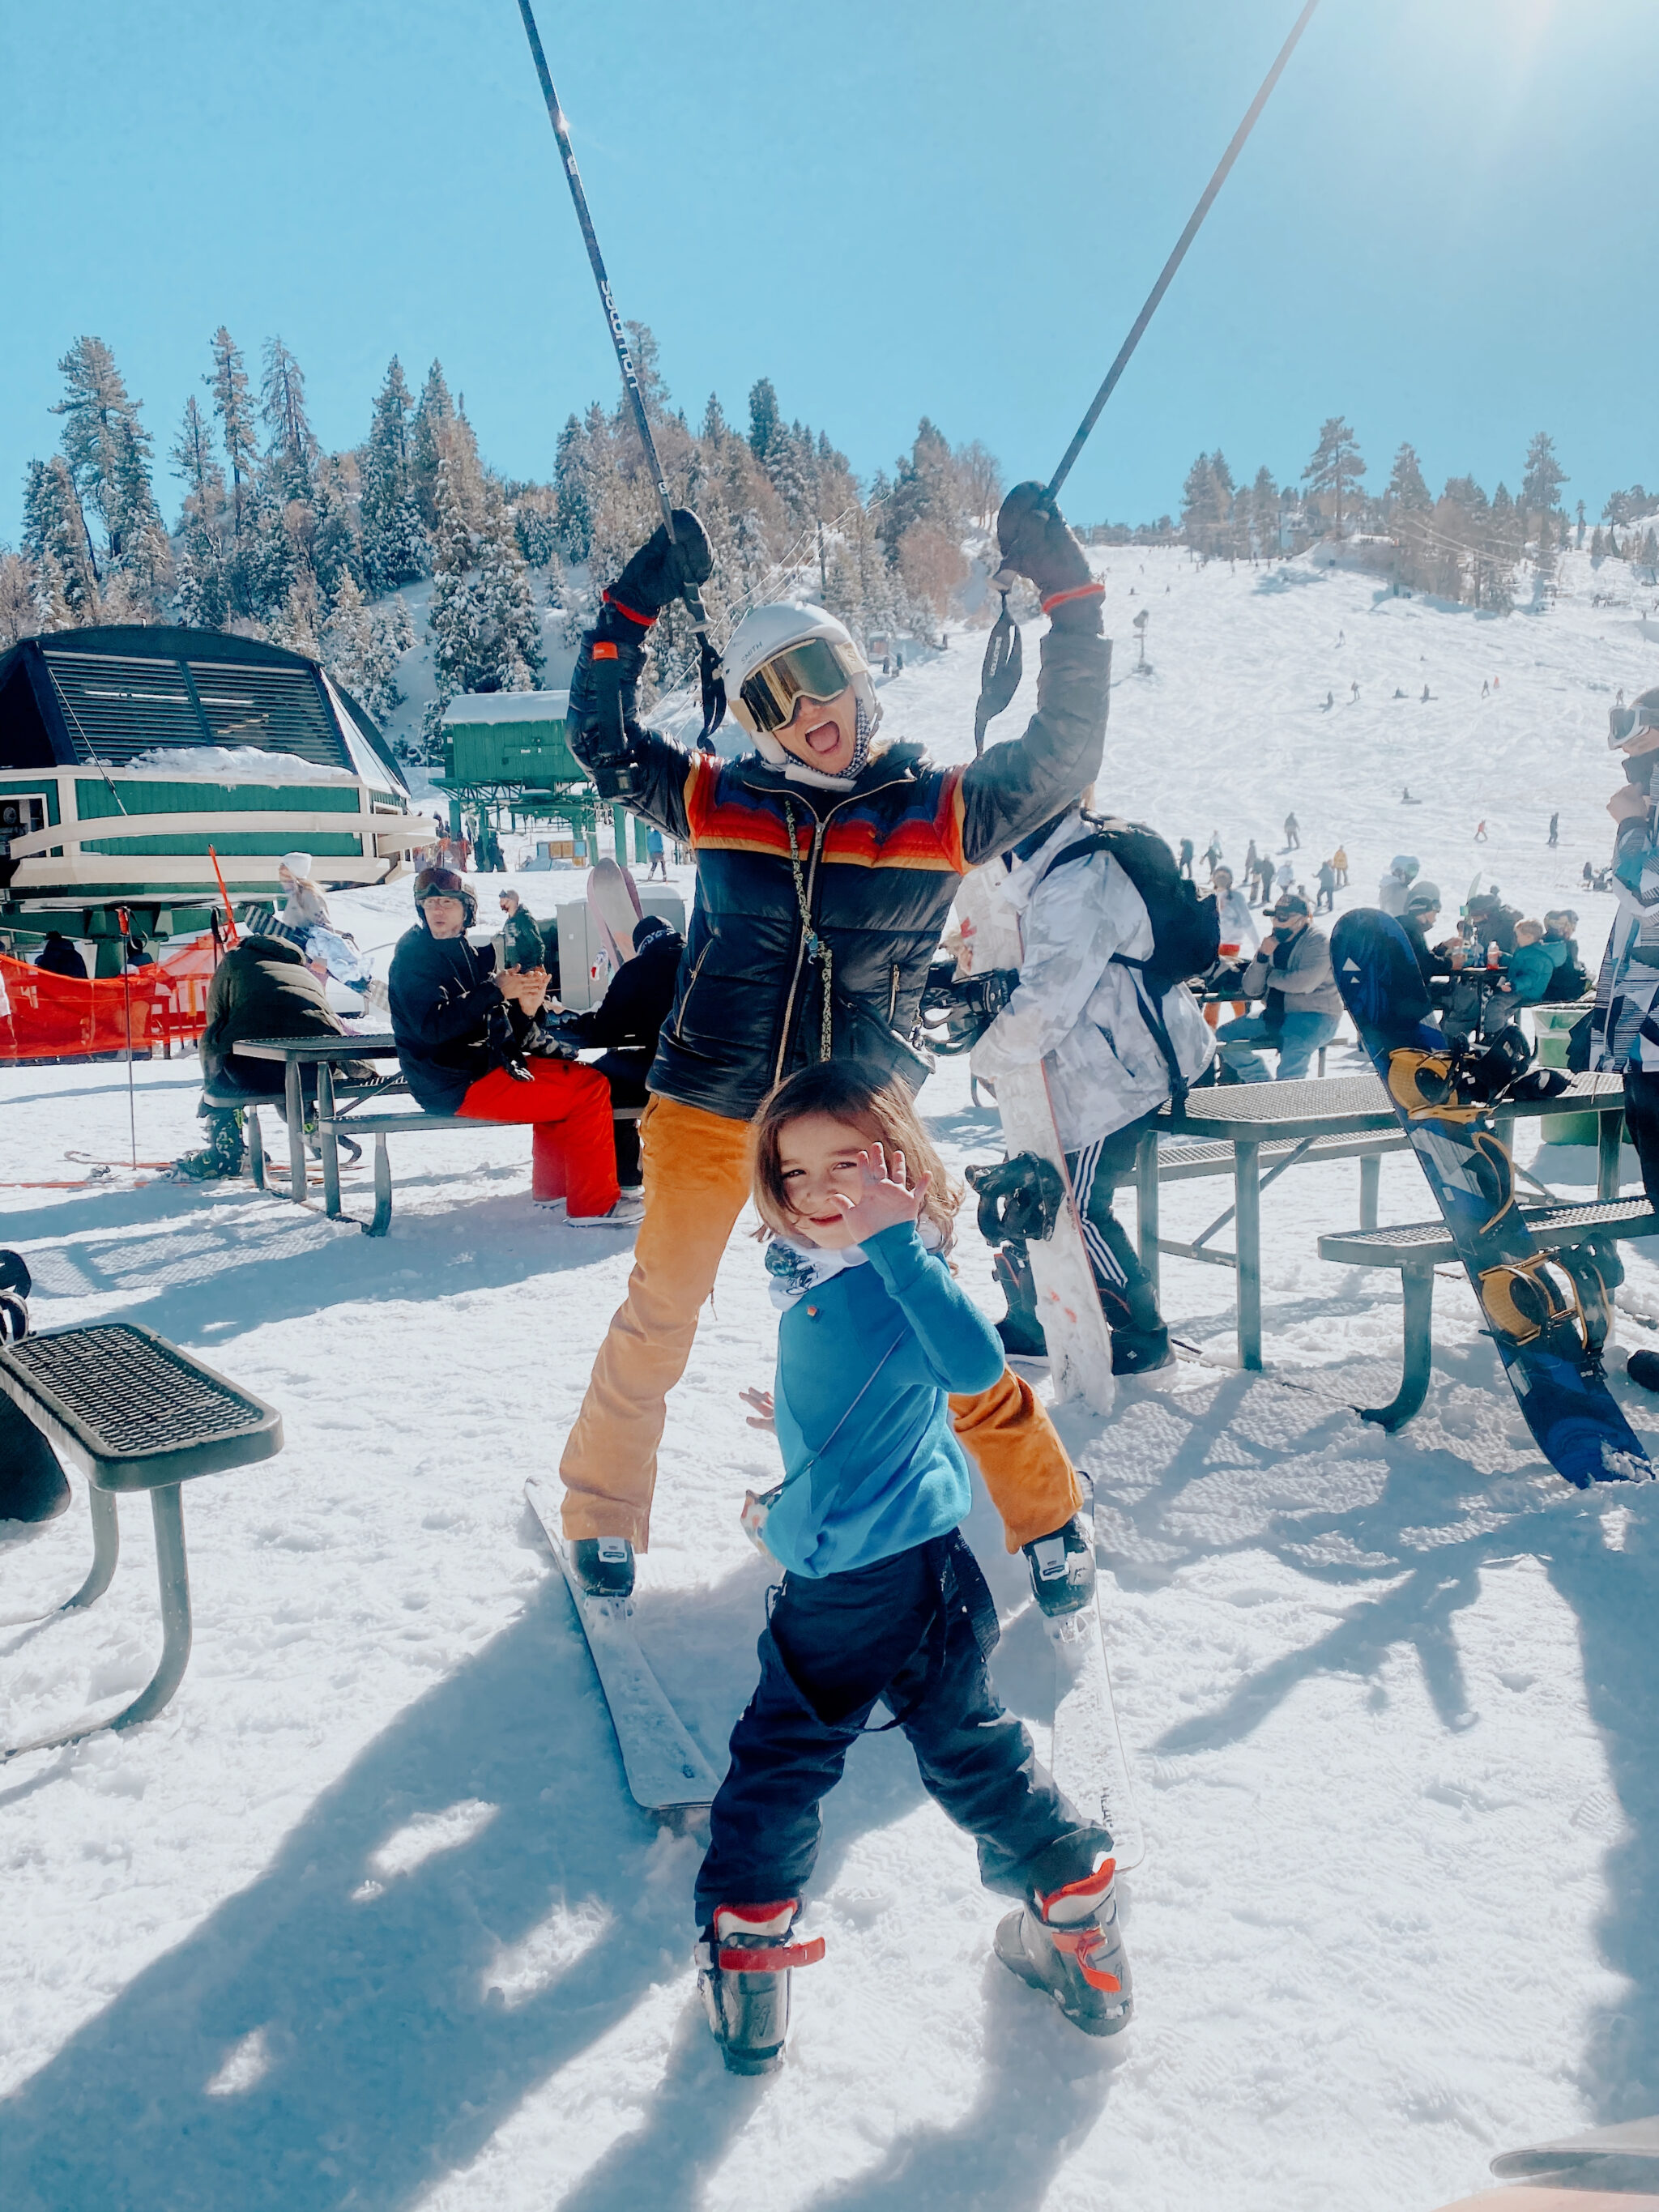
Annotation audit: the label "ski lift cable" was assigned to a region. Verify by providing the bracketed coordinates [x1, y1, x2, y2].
[1047, 0, 1322, 498]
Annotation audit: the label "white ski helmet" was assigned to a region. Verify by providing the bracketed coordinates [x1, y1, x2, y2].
[718, 601, 881, 761]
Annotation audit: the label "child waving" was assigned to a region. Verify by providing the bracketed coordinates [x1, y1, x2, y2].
[693, 1061, 1128, 2073]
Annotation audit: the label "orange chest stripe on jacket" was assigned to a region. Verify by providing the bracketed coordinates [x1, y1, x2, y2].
[684, 759, 967, 874]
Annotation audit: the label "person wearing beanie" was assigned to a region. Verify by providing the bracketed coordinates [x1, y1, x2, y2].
[1218, 892, 1342, 1081]
[551, 487, 1108, 1597]
[388, 866, 629, 1225]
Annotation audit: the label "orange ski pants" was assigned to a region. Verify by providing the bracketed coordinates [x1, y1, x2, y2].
[559, 1096, 1081, 1552]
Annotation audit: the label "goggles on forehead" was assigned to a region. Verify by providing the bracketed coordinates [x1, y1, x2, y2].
[1610, 698, 1659, 748]
[734, 636, 862, 735]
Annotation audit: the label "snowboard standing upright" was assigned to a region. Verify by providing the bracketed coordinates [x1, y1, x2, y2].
[956, 860, 1115, 1418]
[1330, 910, 1649, 1489]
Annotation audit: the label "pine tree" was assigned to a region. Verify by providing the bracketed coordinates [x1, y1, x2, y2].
[553, 411, 598, 564]
[1387, 443, 1431, 512]
[748, 376, 783, 464]
[410, 361, 455, 533]
[360, 357, 425, 591]
[1248, 466, 1278, 554]
[260, 336, 317, 503]
[23, 456, 99, 620]
[206, 328, 258, 537]
[0, 551, 42, 649]
[1520, 431, 1567, 517]
[1303, 417, 1365, 537]
[50, 336, 168, 591]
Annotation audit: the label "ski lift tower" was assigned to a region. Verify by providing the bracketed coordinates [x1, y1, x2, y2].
[1133, 607, 1149, 671]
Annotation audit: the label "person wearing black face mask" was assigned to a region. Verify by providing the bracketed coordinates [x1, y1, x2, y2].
[1217, 893, 1342, 1081]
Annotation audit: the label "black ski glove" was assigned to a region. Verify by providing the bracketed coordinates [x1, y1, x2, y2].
[1023, 1514, 1095, 1617]
[566, 616, 650, 781]
[607, 508, 714, 622]
[996, 483, 1094, 603]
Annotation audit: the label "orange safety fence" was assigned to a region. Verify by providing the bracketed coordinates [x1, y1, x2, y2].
[0, 935, 222, 1062]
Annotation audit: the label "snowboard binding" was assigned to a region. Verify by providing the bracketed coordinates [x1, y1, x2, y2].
[696, 1900, 825, 2075]
[919, 959, 1018, 1055]
[967, 1153, 1065, 1249]
[1478, 1253, 1591, 1361]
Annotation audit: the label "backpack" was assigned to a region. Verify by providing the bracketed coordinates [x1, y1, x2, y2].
[1044, 816, 1221, 995]
[1041, 814, 1220, 1102]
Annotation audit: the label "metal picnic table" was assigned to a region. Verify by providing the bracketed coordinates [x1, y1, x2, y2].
[233, 1033, 407, 1213]
[1140, 1069, 1630, 1370]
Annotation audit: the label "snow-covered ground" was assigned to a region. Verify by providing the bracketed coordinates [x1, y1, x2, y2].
[5, 543, 1659, 2212]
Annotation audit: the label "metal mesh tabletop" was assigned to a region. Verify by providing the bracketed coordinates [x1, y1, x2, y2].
[1165, 1068, 1627, 1144]
[1320, 1197, 1659, 1268]
[235, 1034, 400, 1061]
[0, 1324, 283, 1490]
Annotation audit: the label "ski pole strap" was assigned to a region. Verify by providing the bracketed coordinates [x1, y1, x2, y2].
[603, 590, 655, 628]
[1039, 582, 1106, 615]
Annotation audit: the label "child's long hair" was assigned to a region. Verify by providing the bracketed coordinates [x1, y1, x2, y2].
[751, 1060, 959, 1250]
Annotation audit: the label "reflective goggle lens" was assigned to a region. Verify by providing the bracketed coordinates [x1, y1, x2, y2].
[1610, 702, 1659, 748]
[737, 637, 857, 733]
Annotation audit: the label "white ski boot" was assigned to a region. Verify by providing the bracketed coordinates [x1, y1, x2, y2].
[696, 1900, 824, 2074]
[995, 1844, 1132, 2036]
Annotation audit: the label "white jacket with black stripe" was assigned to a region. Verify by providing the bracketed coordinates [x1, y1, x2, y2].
[967, 809, 1216, 1153]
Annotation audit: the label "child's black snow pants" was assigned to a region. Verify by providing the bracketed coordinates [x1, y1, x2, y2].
[693, 1532, 1098, 1929]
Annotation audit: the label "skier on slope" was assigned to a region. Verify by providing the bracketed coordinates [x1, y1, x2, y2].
[967, 804, 1215, 1375]
[556, 488, 1108, 1596]
[694, 1061, 1128, 2073]
[1285, 811, 1300, 848]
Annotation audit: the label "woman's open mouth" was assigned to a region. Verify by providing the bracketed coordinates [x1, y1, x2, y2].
[804, 718, 842, 757]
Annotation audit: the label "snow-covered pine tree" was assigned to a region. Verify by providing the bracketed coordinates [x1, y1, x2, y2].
[22, 456, 99, 621]
[261, 337, 318, 501]
[1387, 443, 1431, 512]
[1303, 417, 1365, 538]
[748, 377, 783, 465]
[1248, 466, 1278, 556]
[360, 358, 426, 592]
[50, 336, 169, 604]
[206, 328, 258, 539]
[554, 411, 599, 565]
[411, 362, 456, 534]
[0, 551, 41, 649]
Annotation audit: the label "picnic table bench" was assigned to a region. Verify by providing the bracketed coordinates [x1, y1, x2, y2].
[232, 1032, 409, 1211]
[1, 1321, 283, 1760]
[1318, 1196, 1659, 1430]
[1134, 1070, 1630, 1370]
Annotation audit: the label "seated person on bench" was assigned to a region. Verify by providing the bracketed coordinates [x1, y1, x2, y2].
[176, 925, 349, 1180]
[389, 866, 633, 1225]
[1217, 893, 1342, 1083]
[552, 910, 683, 1187]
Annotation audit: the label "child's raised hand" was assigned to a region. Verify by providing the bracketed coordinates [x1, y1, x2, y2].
[740, 1386, 775, 1431]
[831, 1142, 930, 1244]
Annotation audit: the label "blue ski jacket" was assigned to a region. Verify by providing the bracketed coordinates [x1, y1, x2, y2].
[763, 1221, 1005, 1579]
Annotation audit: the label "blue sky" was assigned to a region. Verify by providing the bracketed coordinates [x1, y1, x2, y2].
[2, 0, 1653, 547]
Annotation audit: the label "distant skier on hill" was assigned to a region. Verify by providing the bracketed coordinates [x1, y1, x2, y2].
[1549, 811, 1560, 847]
[1285, 812, 1300, 848]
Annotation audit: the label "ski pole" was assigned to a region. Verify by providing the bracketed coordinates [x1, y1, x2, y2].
[117, 906, 137, 1171]
[513, 0, 725, 739]
[209, 845, 240, 944]
[1047, 0, 1321, 497]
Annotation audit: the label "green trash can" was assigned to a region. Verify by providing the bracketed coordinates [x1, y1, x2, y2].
[1532, 1006, 1603, 1146]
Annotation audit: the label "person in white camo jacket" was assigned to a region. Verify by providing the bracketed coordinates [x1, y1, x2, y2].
[969, 803, 1216, 1375]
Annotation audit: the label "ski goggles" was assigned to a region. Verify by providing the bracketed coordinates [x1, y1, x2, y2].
[733, 637, 862, 735]
[1610, 698, 1659, 747]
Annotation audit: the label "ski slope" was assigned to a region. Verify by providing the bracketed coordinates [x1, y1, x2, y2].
[4, 543, 1659, 2212]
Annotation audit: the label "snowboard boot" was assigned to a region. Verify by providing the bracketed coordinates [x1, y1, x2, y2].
[992, 1244, 1047, 1358]
[995, 1835, 1132, 2037]
[569, 1536, 634, 1599]
[1111, 1325, 1173, 1375]
[696, 1901, 825, 2075]
[1023, 1516, 1096, 1617]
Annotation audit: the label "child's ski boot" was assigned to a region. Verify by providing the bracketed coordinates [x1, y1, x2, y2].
[995, 1843, 1132, 2035]
[696, 1901, 824, 2074]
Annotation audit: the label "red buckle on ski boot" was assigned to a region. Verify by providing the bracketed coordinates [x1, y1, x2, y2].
[697, 1901, 823, 2075]
[996, 1852, 1132, 2035]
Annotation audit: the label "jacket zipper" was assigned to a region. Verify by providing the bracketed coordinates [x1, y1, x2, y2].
[672, 941, 713, 1042]
[887, 962, 900, 1024]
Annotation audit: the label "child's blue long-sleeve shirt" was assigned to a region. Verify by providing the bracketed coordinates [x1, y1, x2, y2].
[763, 1221, 1006, 1579]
